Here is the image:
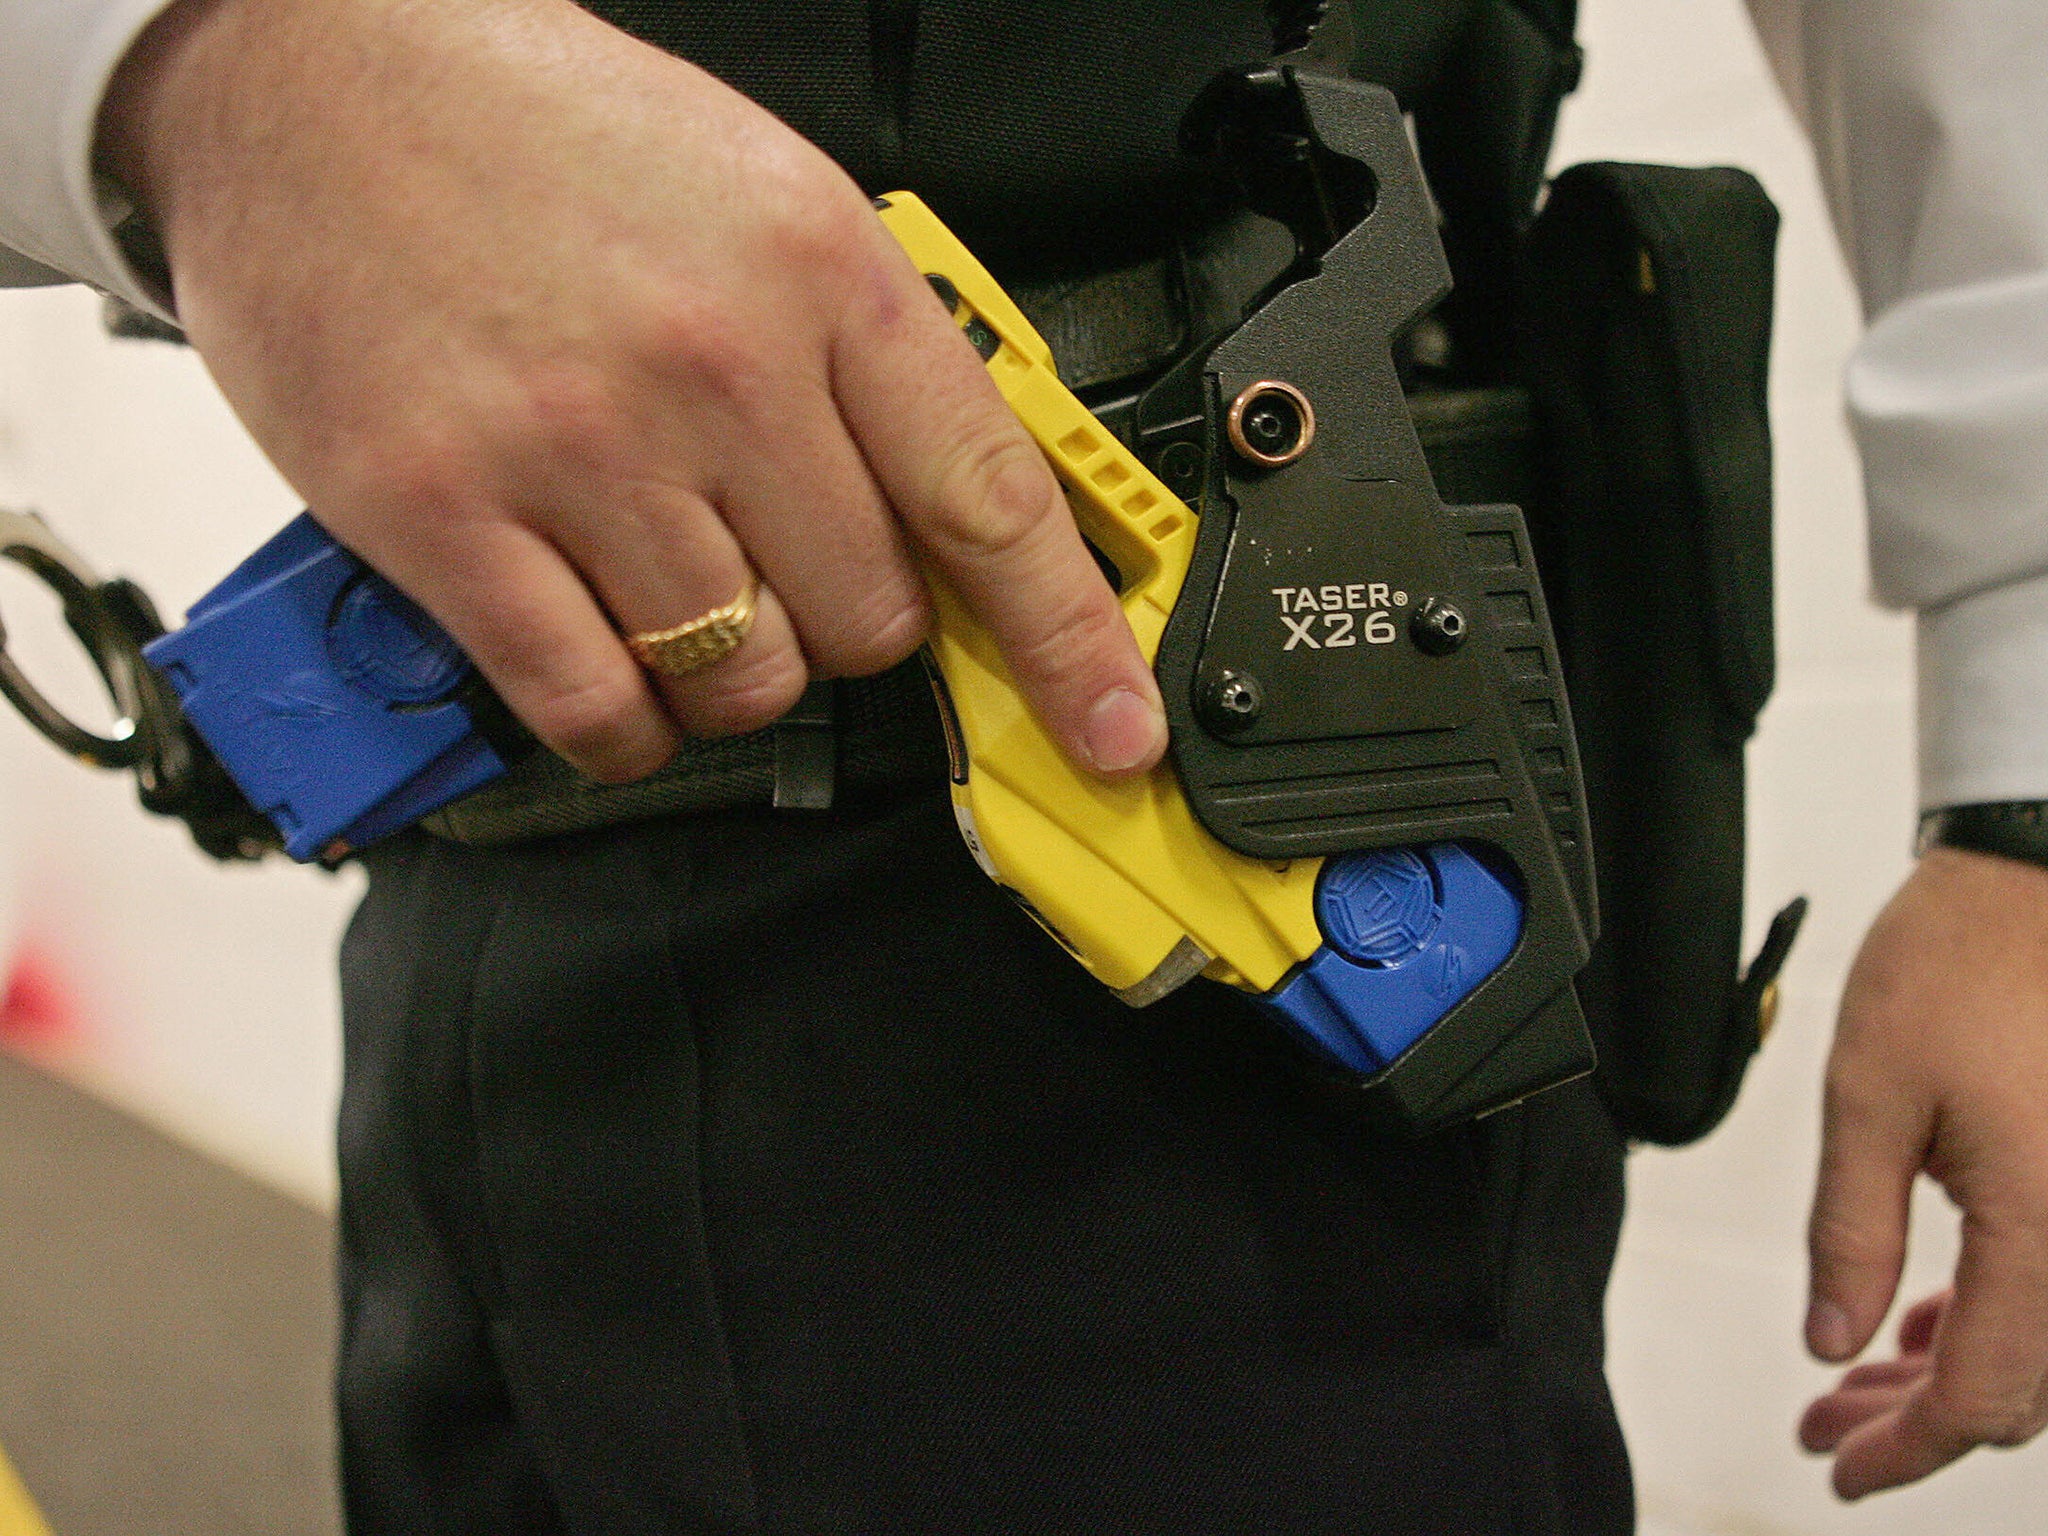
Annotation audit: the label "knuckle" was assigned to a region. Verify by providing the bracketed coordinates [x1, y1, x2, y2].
[917, 431, 1059, 561]
[1818, 1065, 1923, 1163]
[627, 283, 768, 405]
[1987, 1409, 2048, 1449]
[345, 428, 476, 525]
[676, 646, 809, 738]
[761, 182, 868, 277]
[522, 667, 659, 772]
[744, 140, 865, 259]
[1821, 1059, 1888, 1122]
[512, 363, 629, 471]
[813, 594, 929, 678]
[1003, 589, 1122, 686]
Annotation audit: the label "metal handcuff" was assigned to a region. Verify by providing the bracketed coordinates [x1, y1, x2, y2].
[0, 507, 279, 861]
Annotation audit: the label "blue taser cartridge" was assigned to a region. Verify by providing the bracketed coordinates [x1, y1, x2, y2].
[142, 514, 514, 862]
[1259, 844, 1524, 1076]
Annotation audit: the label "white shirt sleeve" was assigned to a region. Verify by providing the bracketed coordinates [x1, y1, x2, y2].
[1751, 0, 2048, 808]
[0, 0, 180, 315]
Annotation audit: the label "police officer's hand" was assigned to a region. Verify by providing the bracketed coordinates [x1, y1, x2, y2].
[1801, 847, 2048, 1497]
[97, 0, 1167, 783]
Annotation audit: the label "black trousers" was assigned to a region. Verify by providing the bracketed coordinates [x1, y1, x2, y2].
[336, 788, 1632, 1533]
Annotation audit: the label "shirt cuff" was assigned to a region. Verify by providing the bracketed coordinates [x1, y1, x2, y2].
[0, 0, 182, 319]
[1917, 569, 2048, 809]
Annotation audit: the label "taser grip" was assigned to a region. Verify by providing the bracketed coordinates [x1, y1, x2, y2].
[875, 193, 1326, 1004]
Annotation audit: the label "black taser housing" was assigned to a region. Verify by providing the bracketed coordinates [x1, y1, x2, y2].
[1133, 67, 1599, 1132]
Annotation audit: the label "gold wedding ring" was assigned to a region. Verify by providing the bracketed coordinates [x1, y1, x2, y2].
[624, 574, 760, 678]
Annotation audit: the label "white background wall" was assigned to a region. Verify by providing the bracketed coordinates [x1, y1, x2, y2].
[0, 0, 2039, 1529]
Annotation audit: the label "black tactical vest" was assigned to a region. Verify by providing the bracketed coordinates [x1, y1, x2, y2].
[579, 2, 1581, 359]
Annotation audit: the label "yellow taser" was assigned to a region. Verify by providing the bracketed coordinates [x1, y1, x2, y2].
[876, 193, 1324, 1006]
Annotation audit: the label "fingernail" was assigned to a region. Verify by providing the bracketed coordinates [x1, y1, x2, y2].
[1807, 1299, 1854, 1361]
[1084, 686, 1166, 774]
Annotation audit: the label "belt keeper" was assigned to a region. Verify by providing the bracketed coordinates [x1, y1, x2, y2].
[772, 680, 838, 811]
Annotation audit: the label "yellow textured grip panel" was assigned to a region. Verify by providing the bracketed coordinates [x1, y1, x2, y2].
[877, 194, 1323, 998]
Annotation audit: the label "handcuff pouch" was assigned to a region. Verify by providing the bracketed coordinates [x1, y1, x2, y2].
[1517, 160, 1794, 1145]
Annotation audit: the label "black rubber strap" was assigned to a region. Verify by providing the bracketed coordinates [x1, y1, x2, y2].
[1918, 801, 2048, 871]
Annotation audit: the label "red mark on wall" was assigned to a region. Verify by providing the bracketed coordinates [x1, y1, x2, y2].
[0, 941, 79, 1048]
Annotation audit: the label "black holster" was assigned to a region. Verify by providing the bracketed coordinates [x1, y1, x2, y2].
[1517, 160, 1796, 1145]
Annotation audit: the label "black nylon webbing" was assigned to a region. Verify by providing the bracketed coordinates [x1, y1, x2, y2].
[423, 662, 948, 845]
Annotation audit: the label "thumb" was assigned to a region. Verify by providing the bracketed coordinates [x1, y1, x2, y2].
[1807, 1053, 1931, 1362]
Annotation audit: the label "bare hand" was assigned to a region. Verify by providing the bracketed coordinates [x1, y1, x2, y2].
[1803, 846, 2048, 1498]
[97, 0, 1167, 782]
